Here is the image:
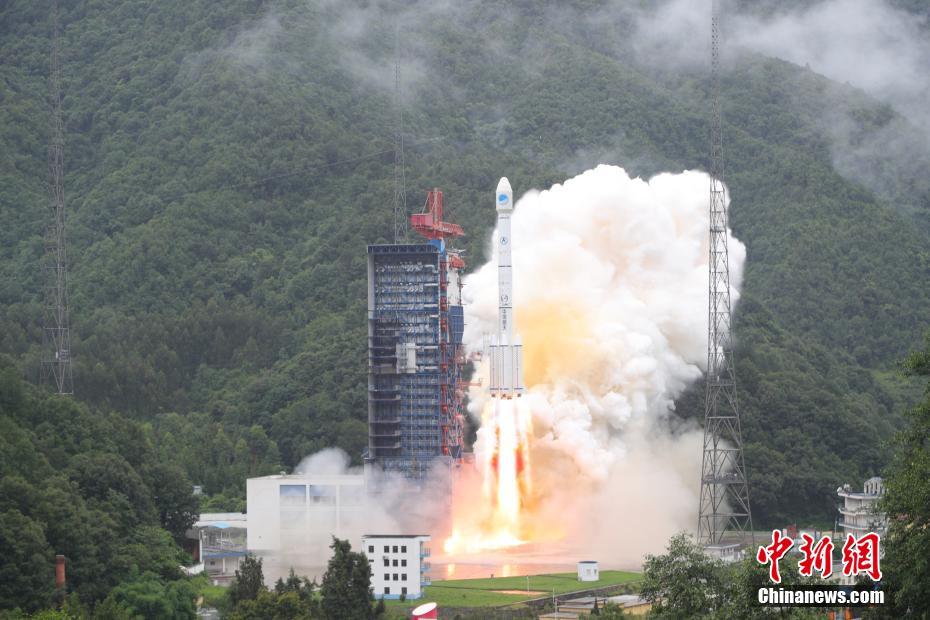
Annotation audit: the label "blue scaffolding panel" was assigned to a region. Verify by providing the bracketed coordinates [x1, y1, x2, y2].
[366, 243, 464, 480]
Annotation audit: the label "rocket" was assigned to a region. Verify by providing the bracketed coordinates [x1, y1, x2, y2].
[489, 177, 525, 398]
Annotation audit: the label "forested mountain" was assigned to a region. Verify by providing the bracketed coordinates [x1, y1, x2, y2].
[1, 0, 929, 608]
[0, 359, 198, 613]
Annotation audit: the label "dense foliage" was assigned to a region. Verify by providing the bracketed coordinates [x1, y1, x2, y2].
[223, 542, 380, 620]
[0, 358, 196, 614]
[875, 335, 930, 618]
[641, 532, 824, 619]
[1, 1, 930, 611]
[319, 538, 381, 620]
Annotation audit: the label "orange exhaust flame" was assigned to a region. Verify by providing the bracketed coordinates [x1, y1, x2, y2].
[445, 397, 533, 554]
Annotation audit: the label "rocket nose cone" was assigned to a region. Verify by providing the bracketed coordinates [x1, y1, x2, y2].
[496, 177, 513, 211]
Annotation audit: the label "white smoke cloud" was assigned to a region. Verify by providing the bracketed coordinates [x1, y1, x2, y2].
[458, 165, 744, 560]
[255, 448, 451, 584]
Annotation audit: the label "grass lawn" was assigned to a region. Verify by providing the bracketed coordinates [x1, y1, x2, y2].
[190, 575, 228, 609]
[200, 583, 228, 608]
[386, 570, 641, 608]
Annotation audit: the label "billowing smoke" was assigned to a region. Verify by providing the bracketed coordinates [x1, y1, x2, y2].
[457, 165, 745, 563]
[255, 448, 449, 584]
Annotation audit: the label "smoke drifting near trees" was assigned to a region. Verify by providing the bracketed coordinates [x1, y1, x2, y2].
[453, 165, 746, 562]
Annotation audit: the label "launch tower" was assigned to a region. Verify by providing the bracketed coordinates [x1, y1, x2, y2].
[366, 190, 466, 481]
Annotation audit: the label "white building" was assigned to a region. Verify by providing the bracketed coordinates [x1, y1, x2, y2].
[246, 473, 368, 574]
[837, 477, 887, 538]
[704, 543, 743, 563]
[577, 560, 599, 581]
[190, 512, 248, 581]
[362, 534, 431, 600]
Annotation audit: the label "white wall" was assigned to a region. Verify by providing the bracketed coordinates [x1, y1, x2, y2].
[363, 535, 430, 599]
[577, 561, 599, 582]
[246, 474, 367, 559]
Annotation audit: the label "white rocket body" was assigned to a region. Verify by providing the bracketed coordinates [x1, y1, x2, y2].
[489, 177, 525, 398]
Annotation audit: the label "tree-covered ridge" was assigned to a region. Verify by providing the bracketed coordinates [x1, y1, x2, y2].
[880, 335, 930, 616]
[0, 0, 927, 539]
[0, 357, 197, 611]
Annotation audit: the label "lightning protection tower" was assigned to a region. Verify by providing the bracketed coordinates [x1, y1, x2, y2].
[392, 24, 408, 243]
[697, 0, 752, 547]
[41, 0, 74, 395]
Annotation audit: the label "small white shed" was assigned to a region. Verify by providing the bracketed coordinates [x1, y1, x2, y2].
[577, 560, 599, 582]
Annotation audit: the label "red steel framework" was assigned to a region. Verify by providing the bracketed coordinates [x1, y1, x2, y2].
[411, 190, 466, 461]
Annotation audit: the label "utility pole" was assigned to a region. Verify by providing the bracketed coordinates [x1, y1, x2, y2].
[41, 0, 73, 395]
[697, 0, 752, 547]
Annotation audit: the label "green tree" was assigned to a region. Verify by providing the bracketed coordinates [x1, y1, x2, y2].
[228, 556, 266, 607]
[228, 567, 321, 619]
[320, 538, 379, 620]
[142, 463, 198, 541]
[713, 555, 822, 619]
[27, 611, 74, 620]
[596, 602, 627, 618]
[641, 532, 726, 617]
[230, 583, 322, 620]
[90, 596, 136, 620]
[66, 453, 154, 530]
[104, 573, 196, 620]
[0, 509, 54, 612]
[112, 526, 187, 582]
[879, 334, 930, 618]
[641, 532, 823, 619]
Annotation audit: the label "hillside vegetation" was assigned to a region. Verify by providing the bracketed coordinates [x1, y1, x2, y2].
[1, 0, 929, 609]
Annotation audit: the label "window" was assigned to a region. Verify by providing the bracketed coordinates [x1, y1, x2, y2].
[279, 484, 306, 506]
[393, 573, 398, 581]
[401, 559, 407, 567]
[308, 485, 336, 505]
[368, 545, 374, 553]
[392, 559, 398, 567]
[402, 587, 408, 595]
[384, 573, 390, 581]
[384, 545, 389, 553]
[383, 558, 389, 567]
[401, 573, 407, 581]
[384, 587, 390, 595]
[393, 545, 398, 553]
[401, 545, 407, 553]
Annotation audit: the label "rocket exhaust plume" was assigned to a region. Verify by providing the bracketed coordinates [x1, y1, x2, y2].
[446, 178, 534, 553]
[445, 165, 746, 563]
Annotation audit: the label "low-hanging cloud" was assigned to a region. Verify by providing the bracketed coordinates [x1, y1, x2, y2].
[627, 0, 930, 209]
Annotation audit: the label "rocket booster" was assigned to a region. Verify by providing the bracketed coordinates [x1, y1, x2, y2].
[489, 177, 525, 398]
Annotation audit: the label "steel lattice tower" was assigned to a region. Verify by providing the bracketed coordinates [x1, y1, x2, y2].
[41, 0, 73, 395]
[392, 25, 408, 243]
[697, 0, 752, 547]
